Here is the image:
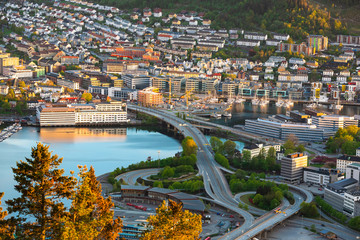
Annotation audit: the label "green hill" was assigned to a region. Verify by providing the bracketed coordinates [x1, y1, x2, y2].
[89, 0, 350, 39]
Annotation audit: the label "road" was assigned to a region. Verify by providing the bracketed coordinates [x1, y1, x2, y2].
[287, 217, 360, 240]
[128, 104, 313, 239]
[116, 168, 161, 185]
[187, 116, 282, 145]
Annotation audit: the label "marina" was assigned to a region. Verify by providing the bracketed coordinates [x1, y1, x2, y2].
[0, 123, 22, 142]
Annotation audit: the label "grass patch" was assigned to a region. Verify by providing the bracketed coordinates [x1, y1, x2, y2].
[239, 194, 257, 208]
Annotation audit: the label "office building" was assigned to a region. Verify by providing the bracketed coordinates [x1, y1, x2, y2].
[303, 167, 343, 186]
[244, 118, 328, 141]
[324, 178, 358, 212]
[312, 115, 358, 135]
[123, 74, 151, 89]
[336, 155, 360, 172]
[281, 152, 308, 182]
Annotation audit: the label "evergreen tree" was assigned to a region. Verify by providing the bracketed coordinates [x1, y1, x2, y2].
[142, 200, 202, 240]
[61, 166, 122, 240]
[6, 143, 76, 240]
[0, 192, 15, 239]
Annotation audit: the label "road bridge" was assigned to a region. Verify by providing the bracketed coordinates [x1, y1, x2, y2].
[128, 104, 313, 240]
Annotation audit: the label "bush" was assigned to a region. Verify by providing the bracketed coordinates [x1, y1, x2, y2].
[215, 153, 230, 169]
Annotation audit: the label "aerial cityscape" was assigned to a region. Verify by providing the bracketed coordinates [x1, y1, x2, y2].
[1, 0, 360, 239]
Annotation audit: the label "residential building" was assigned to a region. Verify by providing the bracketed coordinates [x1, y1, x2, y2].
[336, 35, 360, 47]
[337, 155, 360, 173]
[61, 56, 79, 65]
[281, 152, 308, 182]
[303, 167, 343, 186]
[137, 87, 163, 106]
[307, 35, 328, 51]
[243, 143, 281, 158]
[236, 39, 260, 47]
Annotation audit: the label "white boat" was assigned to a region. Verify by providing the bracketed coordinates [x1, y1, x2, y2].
[211, 112, 222, 118]
[329, 99, 343, 110]
[222, 112, 232, 117]
[208, 98, 218, 103]
[252, 98, 260, 105]
[283, 100, 294, 108]
[276, 100, 284, 107]
[259, 99, 269, 106]
[235, 98, 246, 103]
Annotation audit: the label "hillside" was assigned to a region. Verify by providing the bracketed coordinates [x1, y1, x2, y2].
[310, 0, 360, 35]
[81, 0, 349, 39]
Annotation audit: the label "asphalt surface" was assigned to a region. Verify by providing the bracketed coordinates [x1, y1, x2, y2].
[116, 168, 161, 185]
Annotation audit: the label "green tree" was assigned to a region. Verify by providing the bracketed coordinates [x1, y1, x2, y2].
[242, 150, 251, 163]
[223, 140, 236, 157]
[266, 147, 276, 167]
[18, 80, 26, 88]
[81, 93, 93, 103]
[153, 181, 163, 188]
[142, 200, 202, 240]
[215, 153, 230, 169]
[6, 143, 76, 240]
[348, 216, 360, 231]
[210, 137, 223, 152]
[181, 137, 197, 156]
[61, 166, 122, 240]
[300, 202, 319, 218]
[160, 166, 175, 179]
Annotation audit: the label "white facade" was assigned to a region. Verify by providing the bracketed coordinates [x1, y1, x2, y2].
[344, 191, 360, 217]
[57, 78, 79, 90]
[237, 39, 260, 47]
[346, 163, 360, 182]
[37, 102, 129, 126]
[243, 144, 281, 158]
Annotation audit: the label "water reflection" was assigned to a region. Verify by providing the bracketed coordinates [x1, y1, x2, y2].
[212, 101, 360, 126]
[39, 127, 127, 143]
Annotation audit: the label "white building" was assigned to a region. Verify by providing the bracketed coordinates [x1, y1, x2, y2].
[346, 163, 360, 182]
[57, 78, 79, 90]
[344, 188, 360, 217]
[37, 102, 129, 126]
[242, 143, 281, 158]
[337, 155, 360, 173]
[303, 167, 343, 186]
[236, 39, 260, 47]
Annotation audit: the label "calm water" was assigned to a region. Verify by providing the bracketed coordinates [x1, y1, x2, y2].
[0, 127, 181, 202]
[211, 102, 360, 126]
[205, 135, 245, 152]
